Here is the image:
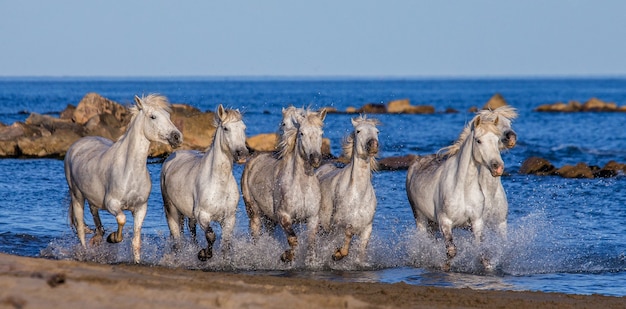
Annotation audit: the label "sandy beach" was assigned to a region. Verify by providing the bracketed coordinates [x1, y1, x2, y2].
[0, 253, 623, 309]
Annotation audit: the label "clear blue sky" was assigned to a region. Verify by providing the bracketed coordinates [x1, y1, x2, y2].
[1, 0, 625, 77]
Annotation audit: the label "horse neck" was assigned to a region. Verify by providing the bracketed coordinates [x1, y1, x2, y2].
[110, 116, 151, 170]
[448, 130, 479, 185]
[201, 128, 233, 174]
[278, 146, 306, 178]
[348, 145, 372, 184]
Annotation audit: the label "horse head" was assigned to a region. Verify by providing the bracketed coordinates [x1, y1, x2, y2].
[471, 116, 504, 177]
[214, 104, 248, 164]
[133, 95, 182, 148]
[295, 108, 327, 175]
[350, 115, 380, 160]
[479, 106, 518, 150]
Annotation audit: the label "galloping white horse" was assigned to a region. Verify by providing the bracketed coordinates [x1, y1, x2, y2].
[406, 114, 504, 271]
[64, 94, 182, 263]
[317, 115, 379, 262]
[161, 105, 248, 261]
[242, 107, 327, 262]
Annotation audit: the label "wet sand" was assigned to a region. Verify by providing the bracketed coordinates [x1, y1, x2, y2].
[0, 253, 623, 309]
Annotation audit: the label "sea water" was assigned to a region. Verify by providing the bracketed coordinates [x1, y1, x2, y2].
[1, 77, 625, 296]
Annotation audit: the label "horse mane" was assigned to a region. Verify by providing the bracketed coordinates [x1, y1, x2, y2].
[438, 114, 501, 158]
[340, 115, 380, 171]
[213, 107, 243, 127]
[129, 94, 172, 117]
[276, 107, 324, 159]
[478, 105, 518, 122]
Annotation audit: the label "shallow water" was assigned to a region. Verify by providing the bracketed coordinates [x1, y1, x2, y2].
[1, 78, 626, 296]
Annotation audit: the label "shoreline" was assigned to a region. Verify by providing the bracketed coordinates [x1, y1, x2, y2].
[1, 253, 623, 308]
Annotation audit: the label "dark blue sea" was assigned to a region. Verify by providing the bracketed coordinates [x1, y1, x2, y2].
[1, 77, 625, 297]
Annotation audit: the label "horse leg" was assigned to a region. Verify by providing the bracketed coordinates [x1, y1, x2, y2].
[188, 217, 197, 243]
[89, 205, 105, 246]
[333, 225, 354, 261]
[197, 213, 215, 261]
[129, 204, 147, 263]
[245, 201, 262, 241]
[472, 218, 494, 271]
[220, 215, 236, 257]
[440, 220, 456, 272]
[279, 213, 297, 263]
[357, 224, 373, 264]
[70, 194, 87, 249]
[305, 215, 319, 264]
[107, 212, 126, 244]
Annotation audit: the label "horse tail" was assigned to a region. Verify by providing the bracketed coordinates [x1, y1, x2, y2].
[66, 190, 76, 231]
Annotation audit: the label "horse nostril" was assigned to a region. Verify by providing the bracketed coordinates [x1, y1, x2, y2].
[169, 131, 182, 147]
[310, 153, 321, 168]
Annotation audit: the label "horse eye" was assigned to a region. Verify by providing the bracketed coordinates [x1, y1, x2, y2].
[223, 127, 229, 132]
[150, 114, 156, 120]
[356, 130, 361, 134]
[476, 138, 482, 144]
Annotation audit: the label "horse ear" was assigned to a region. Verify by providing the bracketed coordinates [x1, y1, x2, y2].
[473, 116, 481, 128]
[351, 117, 358, 127]
[217, 104, 225, 118]
[134, 95, 143, 110]
[319, 108, 327, 121]
[493, 116, 499, 126]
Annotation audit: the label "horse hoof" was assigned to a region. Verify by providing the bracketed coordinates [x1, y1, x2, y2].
[280, 250, 294, 263]
[198, 248, 212, 261]
[332, 248, 347, 261]
[89, 235, 103, 246]
[106, 233, 121, 243]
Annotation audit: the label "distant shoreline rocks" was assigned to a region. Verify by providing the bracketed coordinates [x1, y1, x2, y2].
[520, 157, 626, 178]
[535, 97, 626, 112]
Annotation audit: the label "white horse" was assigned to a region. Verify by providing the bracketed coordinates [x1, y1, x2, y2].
[64, 94, 182, 263]
[160, 105, 248, 261]
[405, 115, 504, 271]
[408, 106, 517, 235]
[242, 107, 327, 262]
[317, 115, 379, 262]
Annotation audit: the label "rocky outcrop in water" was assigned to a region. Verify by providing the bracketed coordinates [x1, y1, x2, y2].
[0, 93, 334, 159]
[535, 97, 626, 112]
[520, 156, 626, 178]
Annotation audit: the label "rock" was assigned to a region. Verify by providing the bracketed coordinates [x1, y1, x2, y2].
[535, 101, 582, 112]
[16, 129, 82, 158]
[520, 157, 557, 175]
[594, 160, 626, 178]
[358, 103, 387, 114]
[0, 122, 31, 141]
[378, 155, 418, 171]
[581, 98, 617, 112]
[322, 107, 338, 114]
[84, 114, 126, 141]
[246, 133, 278, 152]
[445, 108, 459, 114]
[60, 104, 76, 120]
[170, 109, 216, 151]
[556, 163, 594, 179]
[383, 99, 435, 114]
[26, 112, 85, 136]
[346, 106, 358, 113]
[387, 99, 411, 113]
[73, 93, 129, 125]
[482, 93, 508, 110]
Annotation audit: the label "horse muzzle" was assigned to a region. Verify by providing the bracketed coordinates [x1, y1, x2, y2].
[502, 130, 517, 149]
[234, 148, 249, 164]
[490, 160, 504, 177]
[367, 139, 379, 155]
[309, 153, 322, 169]
[168, 131, 183, 148]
